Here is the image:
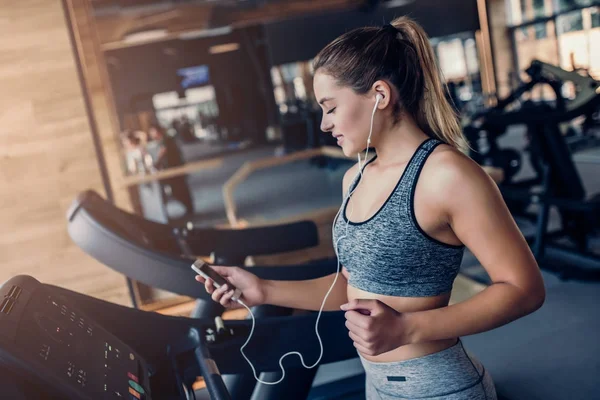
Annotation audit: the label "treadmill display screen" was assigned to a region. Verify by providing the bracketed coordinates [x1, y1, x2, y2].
[14, 293, 151, 399]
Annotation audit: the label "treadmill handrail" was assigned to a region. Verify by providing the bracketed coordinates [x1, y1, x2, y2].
[195, 343, 232, 400]
[71, 190, 321, 258]
[68, 200, 339, 299]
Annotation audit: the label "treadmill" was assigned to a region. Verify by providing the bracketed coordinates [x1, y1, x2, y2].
[0, 275, 364, 400]
[66, 190, 363, 399]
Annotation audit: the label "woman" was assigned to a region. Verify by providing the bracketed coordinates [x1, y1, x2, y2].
[196, 17, 545, 399]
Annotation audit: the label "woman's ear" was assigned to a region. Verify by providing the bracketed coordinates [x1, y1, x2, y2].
[371, 80, 393, 109]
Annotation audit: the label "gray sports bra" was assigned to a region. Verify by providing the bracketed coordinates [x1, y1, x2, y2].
[332, 138, 464, 297]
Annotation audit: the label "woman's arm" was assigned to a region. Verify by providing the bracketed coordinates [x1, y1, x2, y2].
[407, 151, 545, 344]
[264, 272, 348, 311]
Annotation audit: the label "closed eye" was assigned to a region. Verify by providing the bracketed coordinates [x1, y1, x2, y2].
[327, 107, 336, 114]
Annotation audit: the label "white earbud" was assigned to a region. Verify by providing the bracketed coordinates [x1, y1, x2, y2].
[369, 95, 382, 144]
[358, 94, 383, 170]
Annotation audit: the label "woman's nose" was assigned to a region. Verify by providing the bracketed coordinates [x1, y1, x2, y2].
[320, 119, 333, 133]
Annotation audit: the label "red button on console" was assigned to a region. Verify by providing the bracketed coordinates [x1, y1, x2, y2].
[128, 372, 138, 383]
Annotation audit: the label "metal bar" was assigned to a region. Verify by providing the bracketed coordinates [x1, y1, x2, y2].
[533, 164, 551, 259]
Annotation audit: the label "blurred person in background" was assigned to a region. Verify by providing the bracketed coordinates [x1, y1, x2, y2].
[148, 124, 194, 216]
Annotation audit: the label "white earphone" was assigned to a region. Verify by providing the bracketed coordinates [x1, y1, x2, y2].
[235, 92, 384, 386]
[358, 93, 383, 171]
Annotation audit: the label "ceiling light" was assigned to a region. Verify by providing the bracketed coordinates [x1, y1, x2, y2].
[123, 28, 168, 44]
[179, 26, 233, 40]
[209, 43, 241, 54]
[384, 0, 416, 7]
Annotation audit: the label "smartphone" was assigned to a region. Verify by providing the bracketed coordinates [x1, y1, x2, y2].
[191, 260, 242, 302]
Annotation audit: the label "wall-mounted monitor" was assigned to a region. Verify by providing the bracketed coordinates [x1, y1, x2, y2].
[177, 65, 210, 89]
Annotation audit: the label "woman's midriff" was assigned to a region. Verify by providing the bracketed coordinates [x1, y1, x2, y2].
[347, 284, 458, 363]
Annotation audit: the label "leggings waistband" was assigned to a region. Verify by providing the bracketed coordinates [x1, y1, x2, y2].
[359, 339, 486, 399]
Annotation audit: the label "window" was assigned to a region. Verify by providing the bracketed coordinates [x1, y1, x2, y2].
[507, 0, 523, 25]
[464, 39, 480, 75]
[558, 0, 593, 12]
[437, 39, 468, 80]
[534, 21, 548, 39]
[520, 0, 529, 19]
[557, 10, 584, 34]
[508, 0, 600, 93]
[515, 26, 531, 42]
[592, 7, 600, 28]
[533, 0, 546, 17]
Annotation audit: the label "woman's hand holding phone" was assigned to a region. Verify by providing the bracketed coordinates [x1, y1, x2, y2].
[194, 263, 267, 309]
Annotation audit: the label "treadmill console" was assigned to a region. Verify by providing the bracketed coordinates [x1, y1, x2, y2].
[0, 275, 152, 399]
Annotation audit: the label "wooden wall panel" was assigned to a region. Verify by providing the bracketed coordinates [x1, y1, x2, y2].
[0, 0, 131, 306]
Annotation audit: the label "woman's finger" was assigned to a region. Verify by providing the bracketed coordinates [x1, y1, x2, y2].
[352, 341, 373, 356]
[348, 330, 370, 348]
[211, 284, 226, 302]
[211, 284, 228, 303]
[205, 278, 214, 294]
[220, 289, 235, 306]
[345, 319, 368, 338]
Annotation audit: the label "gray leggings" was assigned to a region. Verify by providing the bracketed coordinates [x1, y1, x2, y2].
[359, 339, 497, 399]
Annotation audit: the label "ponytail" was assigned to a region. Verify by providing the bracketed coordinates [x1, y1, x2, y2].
[390, 17, 468, 153]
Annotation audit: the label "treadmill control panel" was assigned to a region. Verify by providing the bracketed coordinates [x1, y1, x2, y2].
[0, 276, 152, 399]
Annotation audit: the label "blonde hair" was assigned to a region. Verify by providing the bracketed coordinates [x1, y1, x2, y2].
[313, 16, 468, 153]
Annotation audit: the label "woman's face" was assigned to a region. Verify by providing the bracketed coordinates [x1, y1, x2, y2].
[313, 71, 375, 157]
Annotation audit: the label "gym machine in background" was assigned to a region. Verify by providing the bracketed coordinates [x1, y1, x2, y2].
[464, 59, 600, 281]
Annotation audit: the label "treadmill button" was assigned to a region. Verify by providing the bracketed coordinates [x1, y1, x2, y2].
[129, 380, 145, 394]
[128, 372, 138, 383]
[128, 387, 141, 399]
[67, 362, 75, 377]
